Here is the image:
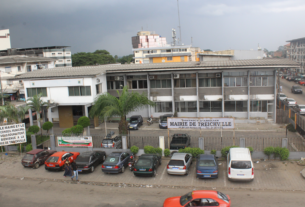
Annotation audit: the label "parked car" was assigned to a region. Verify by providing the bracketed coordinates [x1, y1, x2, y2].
[196, 154, 218, 179]
[291, 85, 303, 94]
[163, 190, 231, 207]
[277, 93, 287, 101]
[128, 115, 143, 130]
[45, 151, 80, 171]
[75, 151, 106, 173]
[133, 154, 161, 177]
[294, 77, 304, 83]
[159, 114, 173, 129]
[227, 148, 254, 181]
[299, 80, 305, 85]
[283, 98, 297, 106]
[101, 136, 122, 149]
[170, 134, 191, 150]
[101, 152, 130, 173]
[21, 149, 56, 169]
[288, 76, 297, 81]
[294, 104, 305, 115]
[167, 153, 192, 175]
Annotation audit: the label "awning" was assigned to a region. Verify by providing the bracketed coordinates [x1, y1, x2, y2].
[19, 89, 25, 94]
[3, 89, 18, 94]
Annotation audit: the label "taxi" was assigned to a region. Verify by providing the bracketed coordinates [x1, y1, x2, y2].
[45, 151, 80, 171]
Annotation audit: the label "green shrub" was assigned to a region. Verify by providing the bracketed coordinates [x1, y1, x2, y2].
[155, 147, 162, 155]
[274, 147, 281, 158]
[179, 147, 204, 158]
[17, 144, 24, 152]
[164, 149, 170, 157]
[221, 146, 239, 157]
[28, 125, 39, 134]
[26, 144, 32, 152]
[211, 150, 216, 155]
[36, 135, 50, 145]
[143, 145, 162, 155]
[287, 123, 296, 132]
[71, 125, 83, 135]
[42, 122, 53, 133]
[62, 128, 72, 136]
[77, 116, 91, 128]
[279, 148, 290, 160]
[264, 147, 274, 158]
[130, 145, 139, 155]
[247, 147, 253, 153]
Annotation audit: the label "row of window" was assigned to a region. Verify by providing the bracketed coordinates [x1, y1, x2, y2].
[27, 86, 94, 97]
[154, 101, 271, 113]
[51, 52, 70, 55]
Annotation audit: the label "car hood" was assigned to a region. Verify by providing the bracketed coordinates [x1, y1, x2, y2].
[160, 122, 167, 125]
[103, 161, 118, 166]
[163, 196, 182, 207]
[129, 123, 139, 127]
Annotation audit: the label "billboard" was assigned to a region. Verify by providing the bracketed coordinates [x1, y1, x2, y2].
[167, 118, 235, 129]
[57, 136, 93, 147]
[0, 123, 26, 146]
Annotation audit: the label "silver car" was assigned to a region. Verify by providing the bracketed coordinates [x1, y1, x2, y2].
[167, 153, 192, 175]
[284, 98, 297, 106]
[295, 104, 305, 115]
[101, 136, 122, 149]
[277, 93, 287, 101]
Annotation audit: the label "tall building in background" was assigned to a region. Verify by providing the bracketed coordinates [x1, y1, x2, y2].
[287, 37, 305, 72]
[0, 29, 11, 50]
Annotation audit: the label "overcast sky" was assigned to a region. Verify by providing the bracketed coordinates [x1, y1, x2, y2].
[1, 0, 305, 56]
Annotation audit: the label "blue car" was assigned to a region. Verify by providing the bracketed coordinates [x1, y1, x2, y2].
[196, 154, 218, 179]
[101, 152, 130, 174]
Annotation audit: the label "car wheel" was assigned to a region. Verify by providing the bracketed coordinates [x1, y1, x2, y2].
[91, 166, 95, 173]
[153, 169, 157, 177]
[33, 162, 39, 169]
[121, 166, 125, 173]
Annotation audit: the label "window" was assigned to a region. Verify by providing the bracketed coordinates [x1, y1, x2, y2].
[174, 74, 196, 88]
[67, 60, 71, 62]
[96, 84, 102, 94]
[155, 102, 172, 112]
[250, 76, 273, 86]
[58, 60, 63, 62]
[58, 53, 62, 55]
[181, 48, 187, 52]
[107, 80, 124, 90]
[175, 102, 197, 112]
[225, 101, 247, 112]
[17, 66, 21, 72]
[127, 76, 147, 89]
[199, 78, 222, 87]
[52, 53, 55, 55]
[250, 100, 267, 112]
[68, 86, 91, 96]
[167, 57, 173, 61]
[199, 101, 222, 112]
[150, 79, 171, 88]
[224, 77, 247, 87]
[7, 80, 13, 85]
[19, 80, 23, 84]
[27, 66, 32, 72]
[27, 88, 47, 97]
[66, 53, 70, 55]
[5, 67, 11, 73]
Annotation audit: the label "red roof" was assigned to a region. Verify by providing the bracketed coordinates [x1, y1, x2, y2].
[27, 149, 44, 154]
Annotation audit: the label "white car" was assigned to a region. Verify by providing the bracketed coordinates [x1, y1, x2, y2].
[284, 98, 297, 106]
[295, 104, 305, 115]
[277, 93, 287, 101]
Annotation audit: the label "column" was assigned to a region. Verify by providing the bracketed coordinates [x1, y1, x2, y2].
[247, 71, 250, 120]
[28, 108, 33, 126]
[222, 73, 224, 117]
[171, 74, 175, 115]
[84, 104, 90, 135]
[124, 75, 127, 88]
[273, 70, 277, 122]
[48, 107, 53, 135]
[196, 72, 199, 117]
[147, 73, 151, 117]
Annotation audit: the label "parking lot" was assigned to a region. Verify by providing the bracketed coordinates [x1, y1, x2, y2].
[1, 154, 305, 192]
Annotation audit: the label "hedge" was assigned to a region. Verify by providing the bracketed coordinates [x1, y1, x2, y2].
[130, 145, 139, 155]
[164, 149, 170, 157]
[287, 123, 296, 132]
[264, 147, 274, 159]
[28, 125, 40, 134]
[144, 145, 162, 155]
[279, 148, 290, 160]
[62, 128, 72, 136]
[221, 146, 239, 157]
[26, 144, 33, 152]
[211, 150, 216, 155]
[179, 147, 204, 157]
[42, 122, 53, 133]
[71, 125, 84, 135]
[77, 116, 91, 128]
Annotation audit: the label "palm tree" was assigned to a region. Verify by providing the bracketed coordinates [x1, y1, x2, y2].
[89, 86, 155, 135]
[17, 105, 31, 122]
[0, 104, 31, 124]
[27, 93, 48, 128]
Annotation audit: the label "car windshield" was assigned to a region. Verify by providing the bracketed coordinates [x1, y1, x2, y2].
[105, 156, 119, 163]
[280, 94, 286, 97]
[47, 156, 59, 163]
[23, 154, 34, 160]
[160, 117, 168, 123]
[169, 160, 184, 166]
[287, 99, 295, 101]
[136, 159, 152, 167]
[102, 139, 113, 144]
[231, 161, 252, 169]
[130, 118, 138, 124]
[299, 106, 305, 109]
[180, 192, 193, 206]
[294, 86, 301, 89]
[76, 155, 90, 162]
[198, 160, 216, 167]
[172, 137, 187, 143]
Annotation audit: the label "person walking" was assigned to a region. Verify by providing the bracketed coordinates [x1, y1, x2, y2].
[71, 160, 79, 182]
[63, 159, 72, 177]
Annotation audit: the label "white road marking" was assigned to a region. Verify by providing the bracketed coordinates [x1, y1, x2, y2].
[223, 163, 227, 187]
[159, 165, 167, 180]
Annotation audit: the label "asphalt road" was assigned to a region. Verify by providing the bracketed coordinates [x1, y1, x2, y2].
[280, 78, 305, 105]
[0, 177, 304, 207]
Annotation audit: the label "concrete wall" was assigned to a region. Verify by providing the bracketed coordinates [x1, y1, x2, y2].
[150, 88, 171, 96]
[224, 112, 247, 118]
[199, 88, 222, 96]
[250, 87, 274, 94]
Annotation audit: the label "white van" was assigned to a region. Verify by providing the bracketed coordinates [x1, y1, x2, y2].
[227, 147, 254, 181]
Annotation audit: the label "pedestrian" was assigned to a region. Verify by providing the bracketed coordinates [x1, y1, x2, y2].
[63, 160, 72, 177]
[280, 85, 282, 92]
[71, 160, 79, 182]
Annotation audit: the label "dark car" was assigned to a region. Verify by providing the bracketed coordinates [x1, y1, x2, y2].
[291, 85, 303, 94]
[133, 154, 161, 177]
[128, 115, 143, 130]
[101, 152, 131, 173]
[170, 134, 191, 150]
[76, 151, 106, 173]
[22, 149, 56, 169]
[294, 77, 304, 83]
[288, 76, 297, 81]
[196, 154, 218, 179]
[159, 114, 173, 129]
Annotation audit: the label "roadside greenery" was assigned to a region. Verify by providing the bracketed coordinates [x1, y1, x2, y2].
[77, 116, 91, 128]
[71, 125, 84, 135]
[264, 147, 274, 159]
[286, 123, 296, 132]
[211, 150, 216, 155]
[130, 145, 139, 155]
[221, 146, 239, 157]
[247, 147, 254, 153]
[164, 149, 171, 157]
[62, 128, 72, 136]
[179, 147, 204, 158]
[72, 50, 115, 66]
[263, 146, 290, 160]
[144, 145, 162, 155]
[28, 125, 40, 134]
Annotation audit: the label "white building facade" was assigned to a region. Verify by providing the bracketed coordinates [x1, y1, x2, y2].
[0, 29, 11, 50]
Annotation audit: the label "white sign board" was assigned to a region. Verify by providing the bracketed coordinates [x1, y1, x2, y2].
[0, 123, 26, 146]
[57, 136, 93, 147]
[167, 118, 235, 129]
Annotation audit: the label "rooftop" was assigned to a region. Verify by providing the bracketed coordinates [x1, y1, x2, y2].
[13, 59, 300, 80]
[0, 46, 70, 52]
[0, 55, 55, 65]
[286, 37, 305, 42]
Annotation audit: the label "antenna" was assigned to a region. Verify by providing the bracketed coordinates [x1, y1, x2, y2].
[172, 29, 177, 46]
[177, 0, 182, 45]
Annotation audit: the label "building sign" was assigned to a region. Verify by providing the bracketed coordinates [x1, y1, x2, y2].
[3, 118, 7, 124]
[0, 123, 26, 146]
[57, 136, 93, 147]
[167, 118, 235, 129]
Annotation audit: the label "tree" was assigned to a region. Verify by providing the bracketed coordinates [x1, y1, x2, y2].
[72, 50, 115, 67]
[27, 93, 48, 128]
[42, 121, 53, 134]
[89, 86, 155, 135]
[77, 116, 91, 128]
[28, 125, 40, 134]
[117, 54, 134, 64]
[0, 104, 30, 124]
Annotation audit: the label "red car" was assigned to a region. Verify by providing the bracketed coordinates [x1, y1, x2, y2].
[45, 151, 80, 171]
[21, 149, 56, 169]
[299, 80, 305, 86]
[163, 190, 231, 207]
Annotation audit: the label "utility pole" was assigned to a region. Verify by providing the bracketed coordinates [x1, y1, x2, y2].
[177, 0, 182, 44]
[0, 71, 3, 105]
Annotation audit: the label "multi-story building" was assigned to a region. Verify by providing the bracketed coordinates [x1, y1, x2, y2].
[287, 37, 305, 72]
[0, 29, 11, 50]
[197, 50, 265, 62]
[0, 46, 72, 67]
[0, 55, 55, 100]
[14, 59, 299, 128]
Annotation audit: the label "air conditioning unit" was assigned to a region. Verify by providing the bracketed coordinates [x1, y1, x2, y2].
[216, 73, 221, 78]
[115, 76, 123, 81]
[149, 76, 155, 80]
[153, 96, 157, 101]
[174, 74, 180, 79]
